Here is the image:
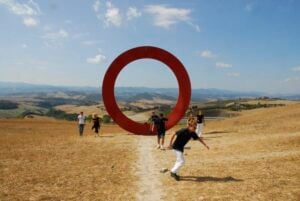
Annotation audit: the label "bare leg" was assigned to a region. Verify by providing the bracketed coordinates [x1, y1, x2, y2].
[157, 136, 161, 148]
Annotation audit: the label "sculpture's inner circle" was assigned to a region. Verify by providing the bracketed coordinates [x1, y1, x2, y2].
[115, 59, 179, 122]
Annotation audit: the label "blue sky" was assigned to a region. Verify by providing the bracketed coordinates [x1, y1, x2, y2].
[0, 0, 299, 94]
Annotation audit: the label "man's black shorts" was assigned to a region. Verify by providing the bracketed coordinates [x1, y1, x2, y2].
[157, 130, 166, 137]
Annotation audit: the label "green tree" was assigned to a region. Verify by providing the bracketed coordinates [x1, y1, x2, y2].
[102, 114, 112, 124]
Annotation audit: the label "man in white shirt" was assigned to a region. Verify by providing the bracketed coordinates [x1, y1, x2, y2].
[78, 111, 86, 136]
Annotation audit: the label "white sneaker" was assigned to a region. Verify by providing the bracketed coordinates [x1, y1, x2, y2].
[160, 146, 165, 150]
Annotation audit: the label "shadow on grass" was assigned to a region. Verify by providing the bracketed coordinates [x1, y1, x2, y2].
[205, 130, 232, 134]
[203, 136, 223, 139]
[180, 176, 243, 183]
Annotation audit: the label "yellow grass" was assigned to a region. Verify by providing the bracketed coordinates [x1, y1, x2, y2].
[158, 103, 300, 200]
[1, 103, 300, 200]
[0, 119, 137, 201]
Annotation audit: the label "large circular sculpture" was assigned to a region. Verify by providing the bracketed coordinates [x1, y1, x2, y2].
[102, 46, 191, 135]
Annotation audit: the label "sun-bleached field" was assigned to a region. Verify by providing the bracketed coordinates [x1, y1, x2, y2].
[1, 103, 300, 200]
[0, 120, 137, 201]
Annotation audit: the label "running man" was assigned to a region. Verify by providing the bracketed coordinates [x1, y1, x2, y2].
[77, 111, 86, 136]
[168, 122, 209, 181]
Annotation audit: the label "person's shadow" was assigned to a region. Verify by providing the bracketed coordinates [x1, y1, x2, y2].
[179, 176, 243, 183]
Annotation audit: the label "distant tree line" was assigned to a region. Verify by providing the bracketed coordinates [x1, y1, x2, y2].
[228, 103, 285, 111]
[46, 109, 113, 123]
[0, 100, 18, 110]
[37, 98, 97, 108]
[46, 109, 78, 121]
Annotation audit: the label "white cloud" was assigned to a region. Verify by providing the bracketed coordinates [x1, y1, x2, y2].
[0, 0, 41, 27]
[73, 32, 90, 39]
[292, 66, 300, 71]
[93, 0, 101, 12]
[23, 17, 39, 27]
[104, 1, 122, 26]
[144, 4, 199, 31]
[43, 25, 52, 31]
[87, 54, 106, 65]
[245, 3, 254, 12]
[216, 62, 232, 68]
[200, 50, 215, 59]
[22, 44, 28, 48]
[193, 24, 201, 32]
[42, 29, 69, 48]
[64, 20, 72, 24]
[14, 58, 48, 69]
[227, 72, 240, 77]
[81, 40, 101, 46]
[42, 29, 69, 40]
[127, 7, 141, 20]
[0, 0, 40, 16]
[283, 77, 300, 83]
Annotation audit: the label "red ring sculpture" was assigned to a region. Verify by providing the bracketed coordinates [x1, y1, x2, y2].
[102, 46, 191, 135]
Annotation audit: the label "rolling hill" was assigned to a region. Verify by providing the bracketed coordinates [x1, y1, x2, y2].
[2, 81, 299, 101]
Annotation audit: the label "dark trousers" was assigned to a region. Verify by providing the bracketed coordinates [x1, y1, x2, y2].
[92, 125, 100, 133]
[79, 124, 84, 136]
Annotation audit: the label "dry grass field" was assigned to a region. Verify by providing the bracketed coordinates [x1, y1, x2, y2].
[0, 120, 137, 201]
[1, 103, 300, 200]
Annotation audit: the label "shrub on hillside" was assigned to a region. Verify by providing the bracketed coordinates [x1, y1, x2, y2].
[102, 114, 111, 123]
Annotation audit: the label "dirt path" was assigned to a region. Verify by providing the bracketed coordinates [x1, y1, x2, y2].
[135, 136, 165, 201]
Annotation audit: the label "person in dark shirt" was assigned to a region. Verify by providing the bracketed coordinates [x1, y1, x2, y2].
[157, 113, 168, 149]
[150, 112, 159, 133]
[92, 114, 101, 137]
[168, 122, 209, 181]
[196, 110, 205, 137]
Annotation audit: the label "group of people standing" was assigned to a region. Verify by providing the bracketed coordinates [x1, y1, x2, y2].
[77, 112, 102, 137]
[151, 110, 209, 181]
